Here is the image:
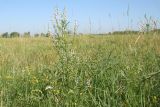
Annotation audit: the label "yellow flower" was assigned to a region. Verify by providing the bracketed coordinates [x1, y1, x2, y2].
[31, 77, 38, 84]
[53, 89, 60, 94]
[152, 96, 157, 103]
[80, 93, 83, 95]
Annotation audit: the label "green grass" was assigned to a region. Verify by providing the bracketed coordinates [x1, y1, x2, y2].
[0, 34, 160, 107]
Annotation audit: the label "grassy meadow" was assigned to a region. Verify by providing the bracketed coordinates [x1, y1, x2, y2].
[0, 33, 160, 107]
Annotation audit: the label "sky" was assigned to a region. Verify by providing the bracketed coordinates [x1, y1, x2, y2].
[0, 0, 160, 34]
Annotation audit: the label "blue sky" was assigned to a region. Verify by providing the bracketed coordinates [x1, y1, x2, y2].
[0, 0, 160, 34]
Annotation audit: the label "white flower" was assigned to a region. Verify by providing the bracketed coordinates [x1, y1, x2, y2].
[45, 85, 53, 90]
[86, 79, 92, 87]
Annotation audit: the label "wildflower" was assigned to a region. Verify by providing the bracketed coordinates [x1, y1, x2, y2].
[86, 79, 92, 88]
[152, 96, 157, 103]
[45, 85, 53, 90]
[53, 90, 60, 94]
[31, 77, 38, 84]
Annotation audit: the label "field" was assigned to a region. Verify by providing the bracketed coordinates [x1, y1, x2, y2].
[0, 33, 160, 106]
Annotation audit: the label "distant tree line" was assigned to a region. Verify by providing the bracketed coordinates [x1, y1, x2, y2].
[111, 30, 139, 35]
[0, 32, 51, 38]
[110, 29, 160, 35]
[1, 29, 160, 38]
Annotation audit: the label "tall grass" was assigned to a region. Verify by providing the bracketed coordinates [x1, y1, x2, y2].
[0, 10, 160, 107]
[0, 33, 160, 107]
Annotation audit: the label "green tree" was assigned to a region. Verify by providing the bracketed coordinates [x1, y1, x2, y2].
[10, 32, 20, 38]
[1, 32, 9, 38]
